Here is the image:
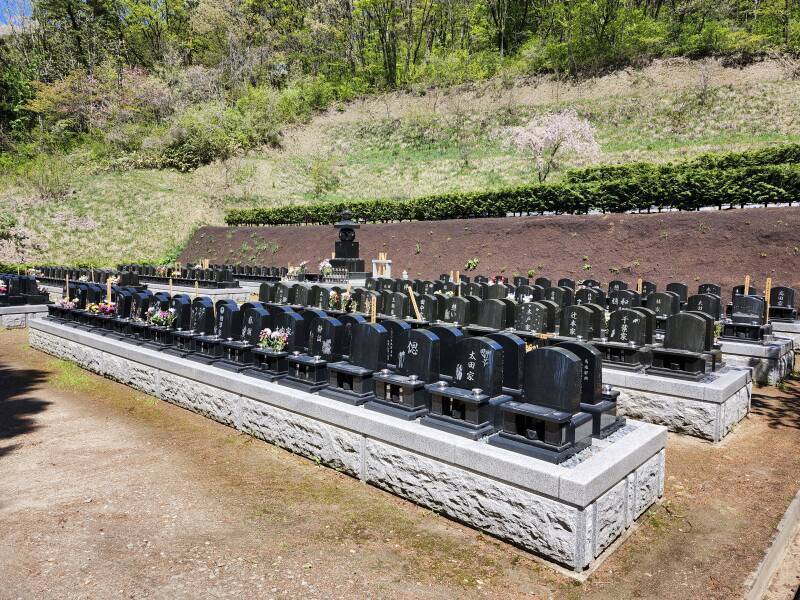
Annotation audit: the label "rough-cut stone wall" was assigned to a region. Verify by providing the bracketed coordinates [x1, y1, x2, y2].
[1, 307, 48, 329]
[615, 384, 751, 442]
[28, 325, 666, 572]
[723, 349, 795, 386]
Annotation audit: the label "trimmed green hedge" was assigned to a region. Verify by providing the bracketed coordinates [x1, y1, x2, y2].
[564, 144, 800, 184]
[225, 163, 800, 226]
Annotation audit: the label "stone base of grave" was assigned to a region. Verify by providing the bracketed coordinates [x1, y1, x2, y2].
[29, 318, 667, 573]
[770, 322, 800, 355]
[718, 337, 795, 386]
[604, 366, 752, 442]
[0, 304, 49, 329]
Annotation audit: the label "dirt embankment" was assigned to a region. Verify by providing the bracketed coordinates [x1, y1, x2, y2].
[181, 207, 800, 298]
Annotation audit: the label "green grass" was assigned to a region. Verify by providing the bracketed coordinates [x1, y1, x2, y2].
[3, 59, 800, 265]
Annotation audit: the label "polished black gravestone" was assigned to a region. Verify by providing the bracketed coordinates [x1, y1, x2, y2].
[609, 289, 640, 313]
[558, 305, 598, 340]
[165, 297, 216, 357]
[487, 332, 525, 398]
[464, 299, 507, 335]
[648, 312, 711, 380]
[320, 322, 389, 405]
[281, 316, 344, 393]
[215, 302, 271, 372]
[687, 293, 722, 320]
[489, 347, 593, 463]
[189, 300, 242, 364]
[245, 310, 305, 381]
[769, 286, 797, 322]
[367, 329, 441, 420]
[515, 284, 544, 303]
[666, 282, 688, 305]
[421, 337, 512, 440]
[443, 296, 471, 325]
[647, 291, 680, 331]
[426, 325, 464, 382]
[142, 294, 192, 350]
[699, 283, 722, 296]
[575, 286, 605, 307]
[592, 308, 653, 371]
[555, 341, 625, 438]
[544, 286, 574, 307]
[721, 295, 770, 343]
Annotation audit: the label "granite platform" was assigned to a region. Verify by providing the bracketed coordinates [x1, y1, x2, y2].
[604, 365, 752, 442]
[0, 304, 48, 329]
[28, 318, 667, 573]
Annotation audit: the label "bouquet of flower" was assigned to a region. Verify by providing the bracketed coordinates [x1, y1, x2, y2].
[55, 298, 76, 310]
[107, 275, 120, 286]
[258, 327, 290, 352]
[155, 266, 169, 277]
[443, 290, 454, 298]
[287, 261, 308, 279]
[147, 307, 176, 327]
[319, 259, 333, 278]
[0, 280, 7, 294]
[98, 302, 116, 315]
[330, 290, 355, 312]
[170, 270, 181, 278]
[78, 275, 89, 282]
[86, 303, 100, 314]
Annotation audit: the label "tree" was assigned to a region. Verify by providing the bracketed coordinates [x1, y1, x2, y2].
[503, 108, 600, 182]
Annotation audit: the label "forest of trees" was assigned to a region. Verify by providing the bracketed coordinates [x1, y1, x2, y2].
[2, 0, 799, 169]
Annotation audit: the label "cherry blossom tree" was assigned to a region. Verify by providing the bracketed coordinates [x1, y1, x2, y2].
[504, 109, 600, 183]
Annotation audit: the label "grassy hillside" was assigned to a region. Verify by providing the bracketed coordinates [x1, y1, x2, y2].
[3, 58, 800, 265]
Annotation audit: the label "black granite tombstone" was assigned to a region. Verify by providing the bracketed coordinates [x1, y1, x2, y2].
[647, 291, 680, 331]
[555, 341, 624, 438]
[559, 305, 596, 340]
[721, 295, 770, 342]
[544, 286, 574, 307]
[769, 286, 797, 321]
[514, 284, 543, 303]
[320, 322, 389, 405]
[609, 289, 641, 313]
[575, 287, 605, 306]
[465, 298, 506, 335]
[443, 296, 471, 325]
[687, 293, 722, 320]
[698, 283, 722, 296]
[217, 302, 272, 371]
[422, 336, 511, 440]
[648, 312, 711, 380]
[592, 308, 653, 371]
[368, 328, 441, 420]
[489, 347, 593, 463]
[166, 297, 215, 356]
[281, 316, 344, 392]
[427, 325, 464, 381]
[246, 309, 305, 381]
[381, 318, 412, 368]
[190, 299, 242, 364]
[608, 280, 628, 293]
[666, 282, 689, 304]
[486, 332, 525, 397]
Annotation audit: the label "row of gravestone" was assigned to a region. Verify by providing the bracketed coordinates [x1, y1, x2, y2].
[118, 264, 240, 288]
[259, 280, 723, 382]
[34, 266, 140, 287]
[0, 274, 49, 306]
[48, 288, 624, 464]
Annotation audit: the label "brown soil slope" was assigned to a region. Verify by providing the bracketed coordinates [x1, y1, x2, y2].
[181, 207, 800, 296]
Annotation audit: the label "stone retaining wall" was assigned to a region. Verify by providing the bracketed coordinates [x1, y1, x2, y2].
[0, 305, 48, 329]
[28, 319, 667, 572]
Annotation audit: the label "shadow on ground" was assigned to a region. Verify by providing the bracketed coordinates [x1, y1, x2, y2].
[0, 363, 51, 456]
[750, 372, 800, 431]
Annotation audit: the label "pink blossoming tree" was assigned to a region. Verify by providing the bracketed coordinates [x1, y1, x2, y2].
[504, 109, 600, 183]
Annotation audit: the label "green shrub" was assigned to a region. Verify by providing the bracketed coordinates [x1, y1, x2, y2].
[225, 162, 800, 226]
[159, 102, 247, 171]
[565, 144, 800, 184]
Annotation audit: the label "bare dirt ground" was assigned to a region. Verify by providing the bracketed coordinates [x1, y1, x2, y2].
[2, 328, 800, 599]
[183, 206, 800, 300]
